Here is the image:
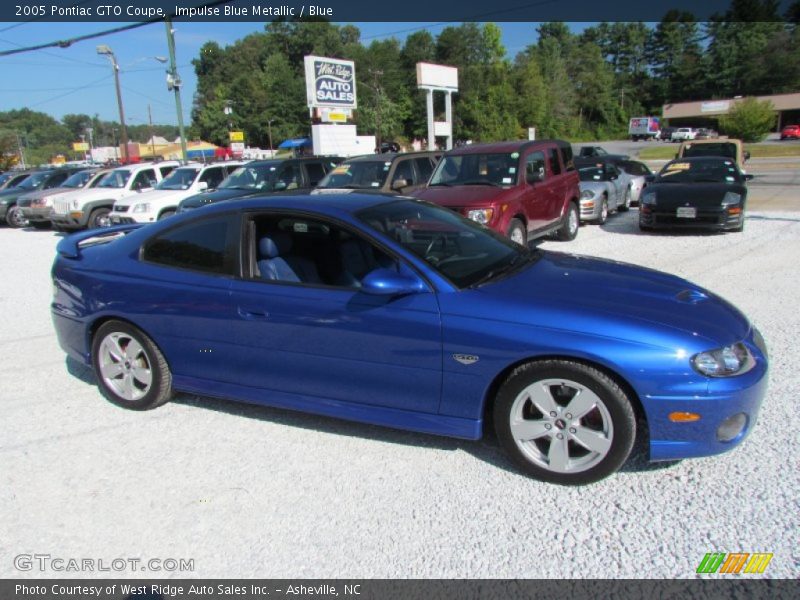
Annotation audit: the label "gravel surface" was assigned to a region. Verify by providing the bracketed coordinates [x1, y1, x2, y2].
[1, 208, 798, 579]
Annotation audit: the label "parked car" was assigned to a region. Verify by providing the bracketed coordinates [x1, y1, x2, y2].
[779, 124, 800, 140]
[51, 193, 768, 485]
[376, 141, 401, 153]
[578, 146, 609, 158]
[677, 139, 750, 171]
[694, 128, 719, 140]
[574, 161, 626, 224]
[50, 161, 179, 230]
[639, 156, 753, 232]
[614, 159, 653, 206]
[108, 161, 244, 225]
[412, 140, 580, 245]
[18, 168, 110, 230]
[658, 126, 676, 142]
[313, 151, 440, 196]
[671, 128, 697, 142]
[0, 170, 32, 191]
[0, 167, 84, 228]
[178, 157, 343, 213]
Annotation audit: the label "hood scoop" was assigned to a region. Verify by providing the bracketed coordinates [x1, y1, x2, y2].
[675, 289, 709, 304]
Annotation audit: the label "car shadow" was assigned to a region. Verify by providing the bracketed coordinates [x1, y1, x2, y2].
[65, 360, 680, 479]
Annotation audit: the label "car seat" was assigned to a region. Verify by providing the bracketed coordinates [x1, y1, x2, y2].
[257, 232, 321, 284]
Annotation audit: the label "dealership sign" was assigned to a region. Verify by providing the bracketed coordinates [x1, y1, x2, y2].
[304, 56, 357, 110]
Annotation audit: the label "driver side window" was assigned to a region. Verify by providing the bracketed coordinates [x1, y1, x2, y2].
[525, 152, 546, 181]
[131, 169, 156, 190]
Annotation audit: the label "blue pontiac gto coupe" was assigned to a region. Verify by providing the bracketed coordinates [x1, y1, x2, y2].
[51, 194, 768, 484]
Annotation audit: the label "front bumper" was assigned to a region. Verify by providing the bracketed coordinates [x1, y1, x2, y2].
[0, 204, 8, 219]
[640, 205, 744, 230]
[579, 197, 603, 221]
[20, 206, 52, 222]
[50, 211, 88, 229]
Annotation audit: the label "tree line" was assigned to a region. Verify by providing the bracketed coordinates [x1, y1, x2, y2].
[190, 0, 799, 148]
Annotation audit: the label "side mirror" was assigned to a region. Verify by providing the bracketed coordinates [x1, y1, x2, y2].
[197, 181, 209, 192]
[391, 178, 408, 191]
[361, 268, 425, 296]
[744, 151, 751, 161]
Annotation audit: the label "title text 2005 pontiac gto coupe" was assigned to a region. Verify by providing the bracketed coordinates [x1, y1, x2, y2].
[51, 194, 768, 484]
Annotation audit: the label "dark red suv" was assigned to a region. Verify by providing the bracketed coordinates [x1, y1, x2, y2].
[412, 140, 580, 245]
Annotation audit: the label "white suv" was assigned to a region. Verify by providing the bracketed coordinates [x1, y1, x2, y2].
[50, 161, 179, 230]
[109, 161, 244, 225]
[670, 128, 697, 142]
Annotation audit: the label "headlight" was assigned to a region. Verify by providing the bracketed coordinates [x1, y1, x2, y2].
[580, 190, 595, 199]
[640, 190, 657, 205]
[722, 191, 742, 206]
[691, 342, 755, 377]
[467, 208, 493, 225]
[132, 203, 151, 213]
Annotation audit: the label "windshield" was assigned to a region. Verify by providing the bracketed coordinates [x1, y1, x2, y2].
[579, 167, 606, 182]
[429, 153, 518, 187]
[99, 169, 132, 189]
[62, 170, 94, 188]
[657, 159, 743, 184]
[219, 163, 279, 190]
[0, 173, 15, 186]
[681, 143, 737, 160]
[317, 160, 391, 190]
[157, 167, 200, 190]
[17, 171, 51, 190]
[357, 199, 534, 289]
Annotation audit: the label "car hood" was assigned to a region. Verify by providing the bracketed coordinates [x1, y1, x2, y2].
[0, 186, 36, 202]
[412, 185, 513, 208]
[18, 186, 75, 205]
[115, 189, 184, 207]
[578, 182, 607, 195]
[456, 251, 750, 349]
[71, 187, 127, 202]
[181, 188, 254, 208]
[648, 182, 746, 209]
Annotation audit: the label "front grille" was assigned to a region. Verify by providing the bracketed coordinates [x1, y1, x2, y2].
[52, 199, 70, 215]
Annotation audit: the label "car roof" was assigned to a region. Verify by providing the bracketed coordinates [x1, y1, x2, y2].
[344, 151, 439, 163]
[446, 140, 568, 155]
[197, 192, 405, 216]
[666, 156, 738, 165]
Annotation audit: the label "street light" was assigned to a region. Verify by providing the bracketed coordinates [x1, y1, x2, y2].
[96, 44, 129, 163]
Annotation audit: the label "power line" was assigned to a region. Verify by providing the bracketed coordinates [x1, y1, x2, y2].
[28, 74, 113, 108]
[0, 36, 107, 67]
[0, 83, 110, 93]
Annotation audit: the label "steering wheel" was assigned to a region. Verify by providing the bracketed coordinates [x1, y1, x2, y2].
[424, 234, 447, 260]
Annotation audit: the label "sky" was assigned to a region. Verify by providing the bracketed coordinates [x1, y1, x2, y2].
[0, 21, 591, 128]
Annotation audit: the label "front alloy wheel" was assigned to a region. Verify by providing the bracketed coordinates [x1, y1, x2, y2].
[5, 205, 28, 228]
[556, 203, 579, 241]
[494, 360, 636, 484]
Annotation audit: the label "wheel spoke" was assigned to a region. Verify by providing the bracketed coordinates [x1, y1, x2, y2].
[510, 418, 551, 442]
[102, 362, 125, 379]
[103, 336, 125, 362]
[571, 425, 611, 455]
[564, 388, 601, 420]
[122, 373, 135, 399]
[528, 384, 559, 416]
[547, 436, 570, 471]
[125, 338, 145, 361]
[131, 365, 152, 387]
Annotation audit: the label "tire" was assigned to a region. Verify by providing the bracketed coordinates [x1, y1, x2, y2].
[91, 320, 173, 411]
[5, 205, 28, 228]
[30, 221, 51, 230]
[597, 197, 608, 225]
[732, 215, 745, 233]
[493, 360, 636, 485]
[506, 218, 527, 246]
[158, 209, 176, 220]
[556, 202, 579, 241]
[88, 207, 111, 229]
[618, 187, 631, 212]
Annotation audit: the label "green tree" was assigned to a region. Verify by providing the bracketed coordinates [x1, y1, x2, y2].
[719, 97, 776, 141]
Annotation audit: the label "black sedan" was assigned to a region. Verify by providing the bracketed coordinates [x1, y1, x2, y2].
[639, 157, 753, 233]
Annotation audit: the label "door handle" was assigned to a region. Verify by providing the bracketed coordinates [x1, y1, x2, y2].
[238, 307, 270, 320]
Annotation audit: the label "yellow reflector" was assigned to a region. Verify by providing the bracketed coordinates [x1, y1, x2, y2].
[669, 411, 701, 422]
[728, 207, 742, 215]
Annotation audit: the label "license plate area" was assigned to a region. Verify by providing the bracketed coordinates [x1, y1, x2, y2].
[676, 206, 697, 219]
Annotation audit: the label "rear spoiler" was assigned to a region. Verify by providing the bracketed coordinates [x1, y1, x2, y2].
[56, 224, 142, 258]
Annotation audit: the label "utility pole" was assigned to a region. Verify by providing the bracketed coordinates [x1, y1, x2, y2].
[97, 45, 129, 163]
[148, 104, 156, 159]
[267, 118, 275, 155]
[164, 17, 188, 163]
[369, 69, 383, 150]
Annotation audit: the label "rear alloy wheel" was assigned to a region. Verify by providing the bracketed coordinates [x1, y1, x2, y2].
[507, 218, 527, 247]
[88, 208, 111, 229]
[494, 360, 636, 485]
[597, 197, 609, 225]
[5, 205, 28, 228]
[619, 187, 631, 211]
[92, 320, 173, 410]
[556, 202, 579, 241]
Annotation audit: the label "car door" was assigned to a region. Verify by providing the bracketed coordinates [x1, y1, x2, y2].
[604, 164, 624, 209]
[199, 166, 226, 191]
[227, 211, 443, 414]
[388, 158, 417, 194]
[522, 150, 550, 231]
[129, 168, 157, 195]
[302, 161, 327, 189]
[545, 146, 567, 224]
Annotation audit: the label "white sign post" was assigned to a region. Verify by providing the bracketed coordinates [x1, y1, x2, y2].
[416, 62, 458, 151]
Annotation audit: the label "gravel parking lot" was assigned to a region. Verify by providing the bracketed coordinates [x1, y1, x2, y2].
[1, 207, 798, 579]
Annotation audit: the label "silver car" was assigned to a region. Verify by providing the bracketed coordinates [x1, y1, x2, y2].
[614, 159, 653, 206]
[577, 163, 626, 224]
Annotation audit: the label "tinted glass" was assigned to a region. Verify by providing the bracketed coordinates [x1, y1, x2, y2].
[159, 165, 176, 177]
[199, 167, 225, 189]
[142, 215, 237, 275]
[657, 159, 743, 184]
[158, 167, 200, 190]
[305, 162, 326, 186]
[560, 145, 575, 171]
[275, 164, 301, 190]
[17, 172, 51, 189]
[62, 170, 95, 188]
[548, 148, 562, 175]
[132, 169, 157, 190]
[44, 172, 69, 188]
[99, 169, 132, 189]
[357, 199, 534, 289]
[219, 163, 279, 191]
[579, 167, 605, 182]
[429, 153, 518, 187]
[682, 143, 738, 160]
[618, 161, 651, 176]
[414, 157, 435, 181]
[525, 152, 546, 180]
[317, 160, 392, 190]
